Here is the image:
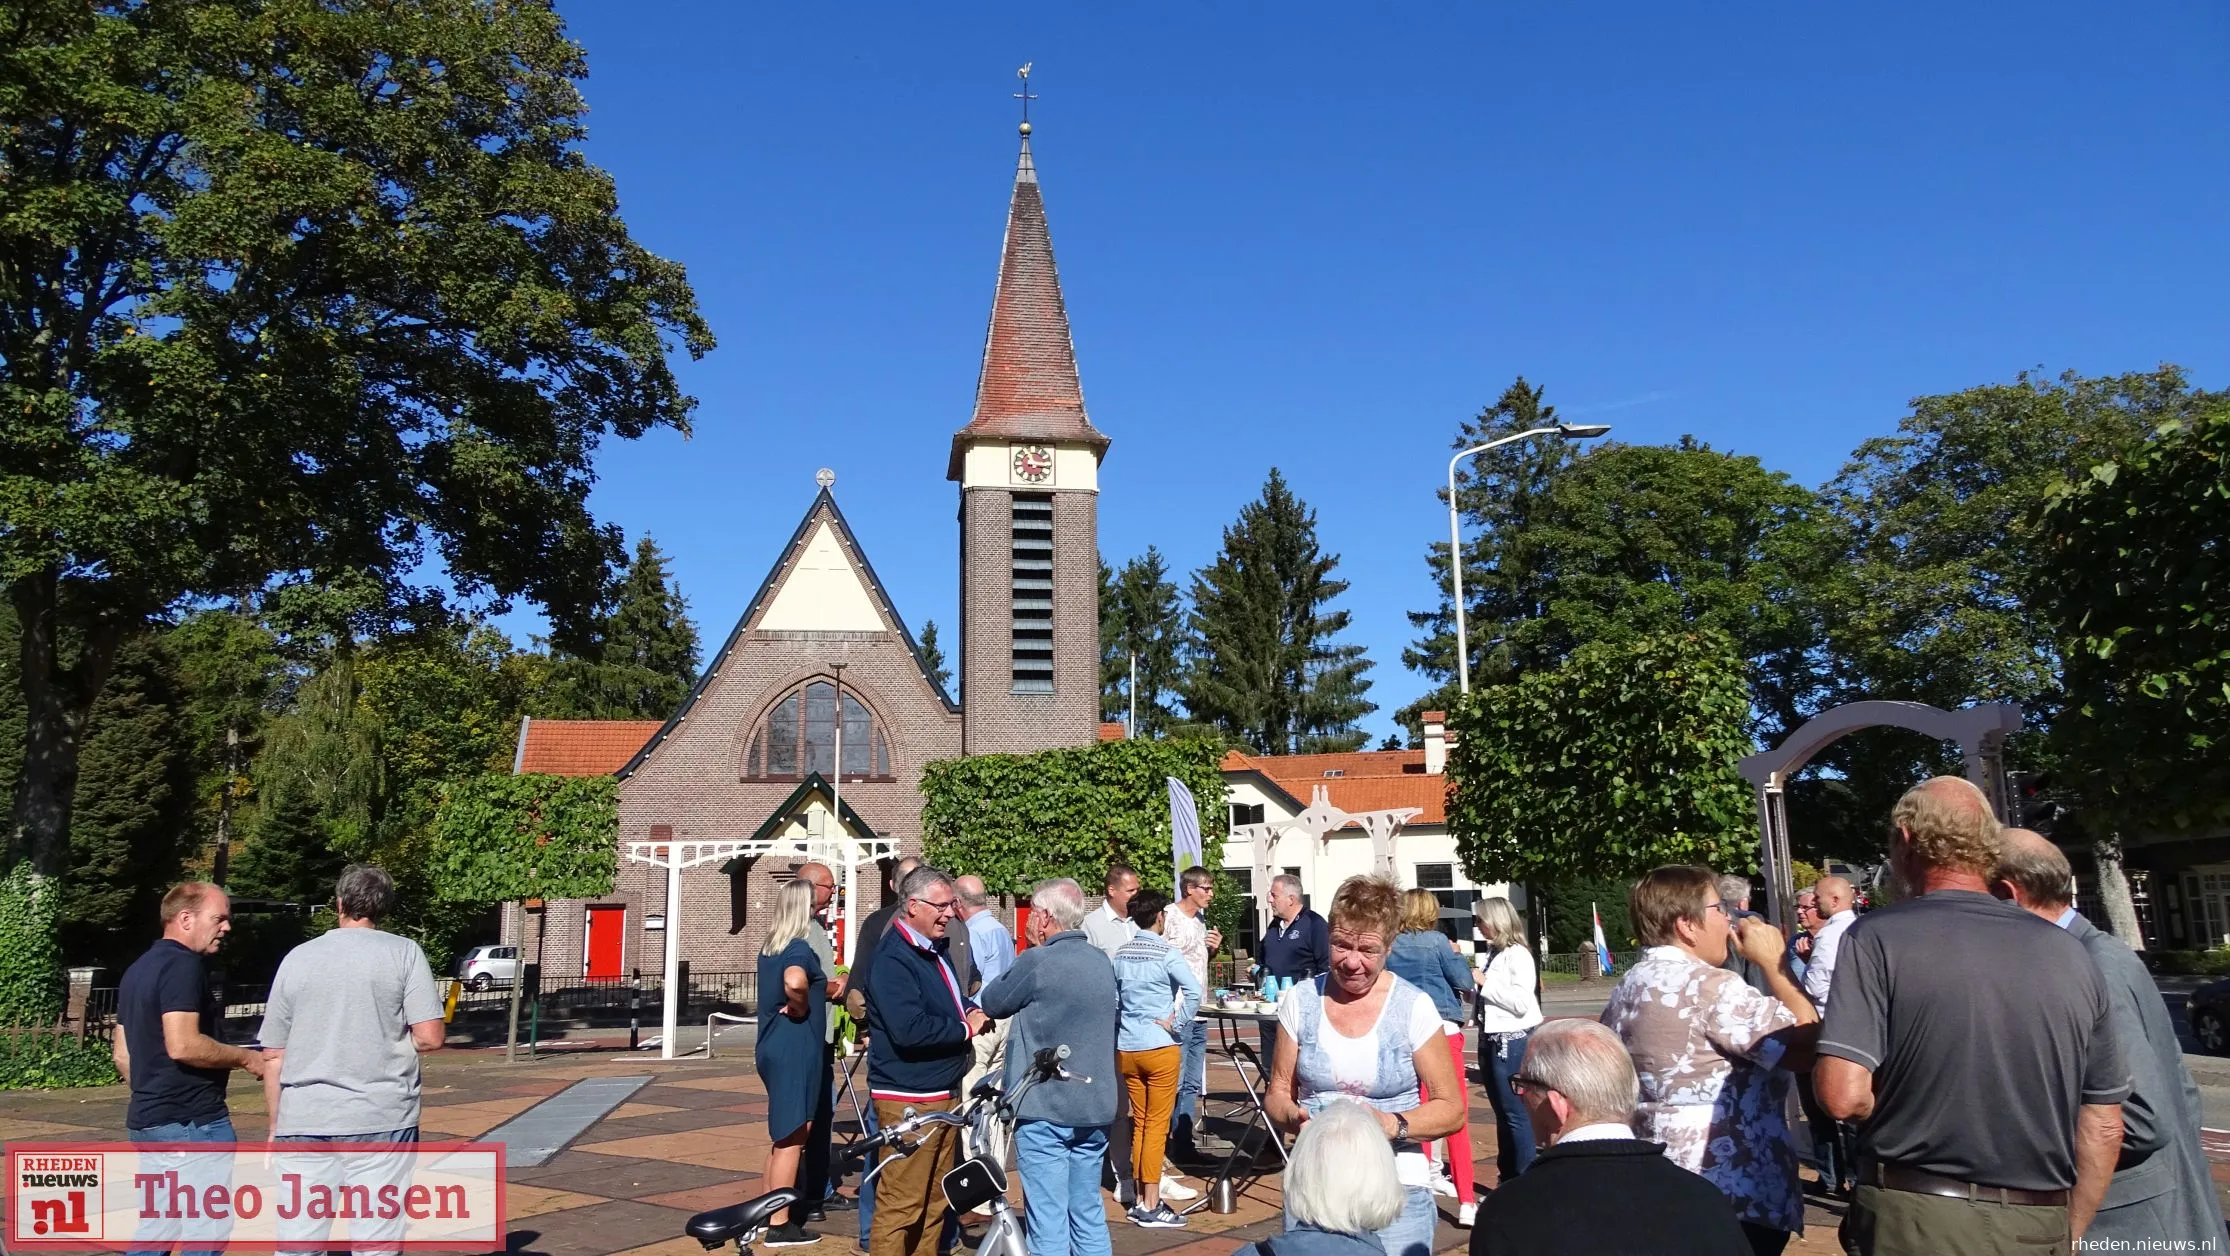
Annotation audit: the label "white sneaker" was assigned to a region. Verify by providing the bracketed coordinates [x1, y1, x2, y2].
[1159, 1176, 1198, 1201]
[1457, 1202, 1477, 1228]
[1429, 1174, 1457, 1198]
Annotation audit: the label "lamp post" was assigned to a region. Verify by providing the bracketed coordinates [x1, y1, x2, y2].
[1447, 423, 1612, 694]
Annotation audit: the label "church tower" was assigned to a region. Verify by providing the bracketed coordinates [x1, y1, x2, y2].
[950, 112, 1108, 755]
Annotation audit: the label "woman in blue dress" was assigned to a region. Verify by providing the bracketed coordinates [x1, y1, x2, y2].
[755, 878, 828, 1247]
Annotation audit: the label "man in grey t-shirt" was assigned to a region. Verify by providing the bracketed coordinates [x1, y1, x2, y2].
[1817, 778, 2129, 1256]
[260, 865, 444, 1255]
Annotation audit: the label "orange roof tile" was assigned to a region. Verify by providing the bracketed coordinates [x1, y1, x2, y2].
[515, 719, 662, 777]
[1221, 747, 1448, 825]
[1099, 722, 1127, 742]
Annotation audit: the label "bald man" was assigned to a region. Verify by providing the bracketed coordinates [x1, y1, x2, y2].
[1994, 830, 2225, 1250]
[1817, 777, 2129, 1255]
[1800, 875, 1857, 1009]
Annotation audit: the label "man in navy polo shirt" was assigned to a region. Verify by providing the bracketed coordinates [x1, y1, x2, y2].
[1256, 874, 1328, 1062]
[114, 882, 268, 1256]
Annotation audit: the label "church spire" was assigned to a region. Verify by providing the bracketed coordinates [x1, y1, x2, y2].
[947, 72, 1109, 480]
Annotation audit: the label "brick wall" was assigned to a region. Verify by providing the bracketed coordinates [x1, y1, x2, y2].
[515, 620, 963, 976]
[957, 485, 1100, 755]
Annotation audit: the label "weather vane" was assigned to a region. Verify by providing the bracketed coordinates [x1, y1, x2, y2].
[1014, 63, 1036, 133]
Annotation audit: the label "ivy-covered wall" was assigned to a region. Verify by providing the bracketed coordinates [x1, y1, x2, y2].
[921, 736, 1230, 900]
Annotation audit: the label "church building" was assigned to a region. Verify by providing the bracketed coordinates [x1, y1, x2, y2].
[507, 118, 1109, 979]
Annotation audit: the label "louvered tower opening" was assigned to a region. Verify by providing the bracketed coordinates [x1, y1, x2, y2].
[1011, 494, 1055, 693]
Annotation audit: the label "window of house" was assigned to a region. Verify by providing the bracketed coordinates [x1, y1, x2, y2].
[1415, 862, 1480, 942]
[744, 680, 893, 781]
[1230, 802, 1265, 827]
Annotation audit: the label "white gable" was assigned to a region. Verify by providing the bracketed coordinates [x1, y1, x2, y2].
[758, 521, 886, 632]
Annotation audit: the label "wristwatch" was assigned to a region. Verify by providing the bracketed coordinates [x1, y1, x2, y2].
[1393, 1113, 1409, 1143]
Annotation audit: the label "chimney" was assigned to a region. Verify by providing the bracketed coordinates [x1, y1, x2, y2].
[1422, 711, 1448, 776]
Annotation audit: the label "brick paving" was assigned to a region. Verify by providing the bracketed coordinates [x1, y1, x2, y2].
[14, 1045, 2227, 1255]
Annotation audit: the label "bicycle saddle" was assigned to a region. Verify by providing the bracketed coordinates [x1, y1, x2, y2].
[686, 1189, 797, 1249]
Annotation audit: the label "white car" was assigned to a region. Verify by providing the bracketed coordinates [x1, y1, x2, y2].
[455, 945, 520, 991]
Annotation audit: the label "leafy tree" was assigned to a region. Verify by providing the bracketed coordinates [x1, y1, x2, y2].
[1404, 378, 1584, 723]
[1183, 470, 1375, 753]
[918, 620, 953, 695]
[429, 773, 619, 904]
[1447, 632, 1756, 884]
[1100, 548, 1186, 736]
[0, 0, 711, 888]
[230, 659, 383, 905]
[1408, 434, 1827, 739]
[920, 736, 1228, 899]
[166, 610, 286, 883]
[62, 637, 198, 971]
[1804, 367, 2220, 857]
[2031, 405, 2230, 835]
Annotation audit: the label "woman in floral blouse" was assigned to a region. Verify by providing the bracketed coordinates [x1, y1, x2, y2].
[1600, 866, 1820, 1256]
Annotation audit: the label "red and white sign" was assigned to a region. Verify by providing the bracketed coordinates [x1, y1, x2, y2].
[6, 1142, 505, 1251]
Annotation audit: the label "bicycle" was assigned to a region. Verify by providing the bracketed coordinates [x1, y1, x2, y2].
[851, 1045, 1095, 1256]
[684, 1187, 798, 1254]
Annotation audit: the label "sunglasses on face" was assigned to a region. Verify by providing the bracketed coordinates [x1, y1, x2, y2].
[1511, 1075, 1555, 1098]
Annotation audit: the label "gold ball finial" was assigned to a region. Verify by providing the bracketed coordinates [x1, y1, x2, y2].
[1019, 120, 1032, 137]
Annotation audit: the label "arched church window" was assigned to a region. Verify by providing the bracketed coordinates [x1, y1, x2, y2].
[743, 680, 892, 781]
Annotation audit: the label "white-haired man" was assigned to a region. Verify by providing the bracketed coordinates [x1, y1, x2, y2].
[1993, 829, 2224, 1250]
[977, 878, 1119, 1256]
[1471, 1020, 1749, 1256]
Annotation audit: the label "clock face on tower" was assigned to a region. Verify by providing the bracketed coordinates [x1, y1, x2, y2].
[1011, 445, 1054, 484]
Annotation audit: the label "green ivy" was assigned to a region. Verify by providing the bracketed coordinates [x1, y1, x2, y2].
[1447, 631, 1757, 884]
[428, 773, 619, 903]
[921, 737, 1229, 900]
[0, 1033, 118, 1089]
[0, 865, 64, 1023]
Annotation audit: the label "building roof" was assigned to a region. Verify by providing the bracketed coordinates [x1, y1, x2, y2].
[616, 486, 958, 780]
[1221, 747, 1448, 826]
[1098, 721, 1127, 742]
[513, 718, 662, 777]
[948, 130, 1109, 479]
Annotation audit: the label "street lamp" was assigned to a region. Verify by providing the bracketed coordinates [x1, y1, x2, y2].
[1446, 423, 1612, 694]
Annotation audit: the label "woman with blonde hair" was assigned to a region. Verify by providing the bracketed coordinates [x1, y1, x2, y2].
[755, 878, 829, 1247]
[1472, 896, 1542, 1186]
[1386, 888, 1479, 1224]
[1265, 876, 1466, 1256]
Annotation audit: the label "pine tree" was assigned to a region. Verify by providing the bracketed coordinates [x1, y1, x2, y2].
[61, 637, 199, 971]
[532, 536, 701, 719]
[1099, 549, 1186, 736]
[1183, 469, 1375, 754]
[605, 536, 701, 686]
[918, 620, 953, 695]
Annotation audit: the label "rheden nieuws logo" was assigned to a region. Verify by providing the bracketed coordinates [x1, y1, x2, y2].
[6, 1142, 505, 1251]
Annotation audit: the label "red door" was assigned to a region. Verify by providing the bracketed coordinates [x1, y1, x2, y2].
[585, 905, 625, 979]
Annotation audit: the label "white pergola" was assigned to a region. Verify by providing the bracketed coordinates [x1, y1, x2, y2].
[625, 823, 902, 1060]
[1234, 784, 1425, 932]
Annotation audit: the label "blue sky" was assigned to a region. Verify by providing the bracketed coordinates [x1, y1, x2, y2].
[535, 2, 2229, 744]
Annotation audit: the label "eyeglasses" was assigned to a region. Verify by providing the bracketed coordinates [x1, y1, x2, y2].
[911, 895, 958, 915]
[1703, 900, 1731, 916]
[1510, 1075, 1555, 1097]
